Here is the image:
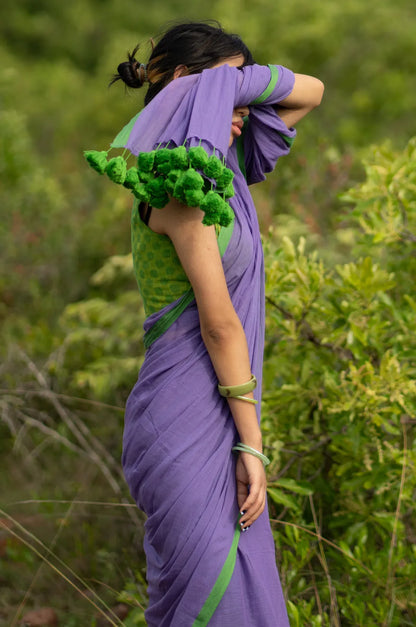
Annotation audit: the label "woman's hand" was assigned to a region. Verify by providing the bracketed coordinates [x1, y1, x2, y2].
[236, 452, 267, 530]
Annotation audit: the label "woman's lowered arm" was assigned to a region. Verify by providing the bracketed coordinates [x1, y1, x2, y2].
[148, 199, 267, 528]
[276, 73, 324, 127]
[150, 198, 261, 448]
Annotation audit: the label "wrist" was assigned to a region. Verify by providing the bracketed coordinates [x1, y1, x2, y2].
[239, 433, 263, 452]
[232, 442, 270, 466]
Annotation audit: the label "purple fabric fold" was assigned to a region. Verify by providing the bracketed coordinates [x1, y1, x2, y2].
[121, 63, 293, 626]
[115, 63, 295, 162]
[123, 64, 237, 157]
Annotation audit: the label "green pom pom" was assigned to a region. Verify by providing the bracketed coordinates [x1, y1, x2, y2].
[132, 183, 150, 202]
[137, 151, 155, 172]
[173, 177, 187, 204]
[138, 170, 154, 184]
[200, 192, 234, 226]
[164, 178, 175, 195]
[150, 194, 169, 209]
[202, 178, 212, 194]
[154, 148, 171, 164]
[167, 169, 182, 183]
[154, 148, 172, 175]
[170, 146, 189, 170]
[218, 203, 234, 227]
[223, 182, 235, 199]
[123, 167, 140, 189]
[188, 146, 209, 169]
[203, 155, 224, 179]
[146, 177, 167, 195]
[181, 168, 204, 191]
[146, 178, 169, 209]
[200, 191, 224, 226]
[184, 189, 205, 207]
[105, 156, 127, 184]
[164, 169, 182, 195]
[216, 167, 234, 189]
[84, 150, 108, 174]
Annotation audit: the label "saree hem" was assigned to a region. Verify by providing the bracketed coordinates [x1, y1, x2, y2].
[192, 522, 241, 626]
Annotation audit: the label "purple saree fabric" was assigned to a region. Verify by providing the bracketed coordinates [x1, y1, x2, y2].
[114, 63, 296, 162]
[122, 64, 295, 626]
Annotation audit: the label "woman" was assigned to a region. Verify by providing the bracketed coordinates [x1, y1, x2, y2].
[88, 21, 324, 626]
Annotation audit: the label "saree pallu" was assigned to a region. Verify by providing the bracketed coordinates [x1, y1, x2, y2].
[121, 63, 295, 626]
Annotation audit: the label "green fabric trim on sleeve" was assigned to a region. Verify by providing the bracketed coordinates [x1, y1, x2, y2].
[277, 130, 295, 147]
[111, 111, 142, 148]
[192, 523, 241, 627]
[250, 64, 279, 105]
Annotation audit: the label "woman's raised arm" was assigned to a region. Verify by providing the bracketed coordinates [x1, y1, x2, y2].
[275, 73, 325, 127]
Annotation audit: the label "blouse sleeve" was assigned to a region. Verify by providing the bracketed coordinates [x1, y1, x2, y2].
[236, 65, 297, 185]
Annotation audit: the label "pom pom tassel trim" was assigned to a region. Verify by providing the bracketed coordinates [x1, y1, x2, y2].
[84, 145, 235, 227]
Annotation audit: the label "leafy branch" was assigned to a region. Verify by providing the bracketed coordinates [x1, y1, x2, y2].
[266, 296, 354, 361]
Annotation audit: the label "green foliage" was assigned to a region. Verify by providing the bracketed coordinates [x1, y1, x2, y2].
[56, 255, 145, 403]
[117, 572, 148, 626]
[0, 108, 72, 320]
[341, 137, 416, 245]
[262, 137, 416, 626]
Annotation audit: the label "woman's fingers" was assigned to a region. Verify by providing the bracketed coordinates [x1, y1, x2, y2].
[236, 453, 267, 528]
[239, 488, 266, 528]
[236, 476, 249, 510]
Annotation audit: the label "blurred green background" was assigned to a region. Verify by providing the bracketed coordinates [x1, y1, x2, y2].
[1, 1, 415, 625]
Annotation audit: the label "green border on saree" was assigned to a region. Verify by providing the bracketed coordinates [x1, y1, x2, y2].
[143, 287, 194, 349]
[250, 64, 279, 105]
[277, 131, 295, 147]
[192, 522, 241, 626]
[111, 111, 141, 148]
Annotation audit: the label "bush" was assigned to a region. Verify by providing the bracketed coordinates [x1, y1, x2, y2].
[262, 138, 416, 626]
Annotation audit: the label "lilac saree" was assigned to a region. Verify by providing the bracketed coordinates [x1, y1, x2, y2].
[120, 63, 296, 626]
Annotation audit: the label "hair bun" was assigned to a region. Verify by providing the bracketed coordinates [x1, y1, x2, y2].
[109, 44, 146, 89]
[116, 58, 143, 88]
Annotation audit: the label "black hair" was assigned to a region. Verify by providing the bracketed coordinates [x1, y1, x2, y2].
[111, 21, 254, 105]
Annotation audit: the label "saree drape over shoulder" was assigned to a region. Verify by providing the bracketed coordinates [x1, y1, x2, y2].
[120, 63, 295, 626]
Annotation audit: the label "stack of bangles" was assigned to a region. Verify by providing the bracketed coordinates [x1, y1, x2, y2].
[218, 374, 271, 467]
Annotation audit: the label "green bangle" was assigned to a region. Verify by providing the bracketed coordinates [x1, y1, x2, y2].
[232, 443, 270, 467]
[218, 374, 258, 404]
[233, 395, 258, 405]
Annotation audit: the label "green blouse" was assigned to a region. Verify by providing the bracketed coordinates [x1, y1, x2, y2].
[131, 201, 190, 317]
[131, 200, 234, 341]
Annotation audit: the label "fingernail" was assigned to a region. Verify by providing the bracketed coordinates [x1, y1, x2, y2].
[240, 521, 245, 527]
[243, 525, 250, 531]
[240, 510, 246, 515]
